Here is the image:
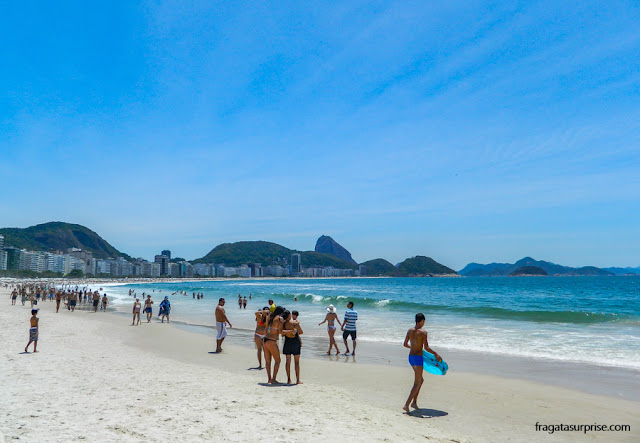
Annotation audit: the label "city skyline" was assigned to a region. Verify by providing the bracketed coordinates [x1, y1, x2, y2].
[2, 2, 639, 269]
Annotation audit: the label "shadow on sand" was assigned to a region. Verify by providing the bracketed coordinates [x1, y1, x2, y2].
[406, 408, 448, 419]
[257, 382, 295, 388]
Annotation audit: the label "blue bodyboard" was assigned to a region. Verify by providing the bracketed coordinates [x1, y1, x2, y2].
[423, 351, 448, 375]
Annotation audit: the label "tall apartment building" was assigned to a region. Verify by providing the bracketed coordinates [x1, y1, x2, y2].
[0, 234, 4, 250]
[161, 250, 171, 260]
[154, 254, 169, 275]
[291, 253, 301, 274]
[0, 250, 7, 271]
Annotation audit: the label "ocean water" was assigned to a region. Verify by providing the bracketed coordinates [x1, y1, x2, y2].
[103, 276, 640, 371]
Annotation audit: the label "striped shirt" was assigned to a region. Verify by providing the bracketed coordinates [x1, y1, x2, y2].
[343, 308, 358, 331]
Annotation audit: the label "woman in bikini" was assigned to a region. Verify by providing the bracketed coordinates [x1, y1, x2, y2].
[132, 299, 142, 325]
[263, 306, 284, 384]
[282, 310, 304, 384]
[318, 304, 342, 355]
[254, 307, 269, 369]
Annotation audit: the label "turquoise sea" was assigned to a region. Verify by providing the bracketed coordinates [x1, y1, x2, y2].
[104, 276, 640, 370]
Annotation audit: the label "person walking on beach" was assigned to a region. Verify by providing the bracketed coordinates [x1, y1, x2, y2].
[69, 291, 78, 312]
[55, 291, 62, 312]
[342, 301, 358, 356]
[159, 296, 171, 323]
[319, 304, 342, 355]
[282, 310, 303, 384]
[254, 307, 269, 369]
[92, 291, 100, 312]
[11, 289, 17, 305]
[132, 299, 142, 325]
[101, 294, 108, 311]
[215, 298, 232, 353]
[144, 295, 154, 322]
[263, 306, 284, 384]
[24, 309, 39, 353]
[403, 313, 442, 412]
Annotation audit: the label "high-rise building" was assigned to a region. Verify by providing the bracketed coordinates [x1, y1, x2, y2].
[6, 248, 22, 271]
[154, 254, 169, 275]
[291, 253, 301, 274]
[0, 250, 7, 271]
[162, 250, 171, 260]
[0, 234, 4, 250]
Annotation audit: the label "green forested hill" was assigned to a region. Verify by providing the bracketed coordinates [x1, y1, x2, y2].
[359, 258, 398, 276]
[0, 222, 128, 259]
[194, 241, 357, 269]
[396, 256, 457, 276]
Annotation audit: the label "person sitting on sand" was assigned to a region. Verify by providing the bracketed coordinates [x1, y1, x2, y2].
[25, 309, 39, 353]
[403, 313, 442, 413]
[254, 307, 269, 368]
[282, 310, 304, 384]
[159, 296, 171, 323]
[132, 298, 142, 326]
[263, 306, 284, 384]
[144, 295, 154, 322]
[319, 304, 342, 355]
[215, 298, 232, 352]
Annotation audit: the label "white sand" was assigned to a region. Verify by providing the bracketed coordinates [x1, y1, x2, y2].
[1, 286, 638, 442]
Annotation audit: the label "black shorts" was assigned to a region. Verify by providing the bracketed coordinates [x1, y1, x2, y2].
[70, 300, 76, 306]
[343, 330, 356, 340]
[283, 336, 301, 355]
[93, 300, 99, 307]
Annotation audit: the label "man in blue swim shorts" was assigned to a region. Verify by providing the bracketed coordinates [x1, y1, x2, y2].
[403, 313, 441, 413]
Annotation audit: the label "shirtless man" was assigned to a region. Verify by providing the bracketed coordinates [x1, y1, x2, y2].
[144, 295, 154, 322]
[69, 291, 78, 312]
[25, 309, 39, 353]
[403, 313, 441, 412]
[318, 304, 342, 355]
[92, 291, 100, 312]
[55, 291, 62, 313]
[238, 294, 243, 309]
[254, 307, 269, 368]
[101, 294, 108, 311]
[215, 298, 232, 353]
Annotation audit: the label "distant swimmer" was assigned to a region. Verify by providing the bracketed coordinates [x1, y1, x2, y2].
[242, 296, 247, 309]
[215, 298, 232, 353]
[403, 313, 441, 413]
[319, 304, 342, 355]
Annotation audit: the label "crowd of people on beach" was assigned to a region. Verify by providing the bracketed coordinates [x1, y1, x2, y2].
[6, 280, 441, 411]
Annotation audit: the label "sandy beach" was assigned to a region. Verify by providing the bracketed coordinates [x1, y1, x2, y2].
[1, 286, 638, 442]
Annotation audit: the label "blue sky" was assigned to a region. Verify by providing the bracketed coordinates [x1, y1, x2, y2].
[1, 0, 639, 269]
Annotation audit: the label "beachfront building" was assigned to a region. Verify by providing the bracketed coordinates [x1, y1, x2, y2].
[162, 249, 171, 260]
[155, 254, 169, 275]
[291, 253, 301, 275]
[0, 234, 4, 250]
[0, 250, 7, 271]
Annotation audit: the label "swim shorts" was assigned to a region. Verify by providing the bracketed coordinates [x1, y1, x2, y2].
[283, 336, 301, 355]
[408, 354, 422, 367]
[342, 330, 356, 340]
[216, 322, 227, 340]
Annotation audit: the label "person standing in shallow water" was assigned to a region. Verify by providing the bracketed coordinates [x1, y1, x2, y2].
[342, 301, 358, 356]
[319, 304, 342, 355]
[403, 313, 442, 413]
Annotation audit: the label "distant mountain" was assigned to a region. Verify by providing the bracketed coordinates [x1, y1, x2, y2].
[359, 258, 398, 276]
[458, 262, 511, 275]
[0, 222, 129, 259]
[314, 235, 357, 265]
[510, 266, 548, 276]
[459, 257, 615, 277]
[603, 266, 640, 275]
[396, 256, 457, 276]
[193, 241, 357, 269]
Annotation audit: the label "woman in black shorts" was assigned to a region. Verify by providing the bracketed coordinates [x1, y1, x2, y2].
[282, 310, 304, 385]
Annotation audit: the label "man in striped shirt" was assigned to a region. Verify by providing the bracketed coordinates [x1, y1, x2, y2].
[342, 301, 358, 356]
